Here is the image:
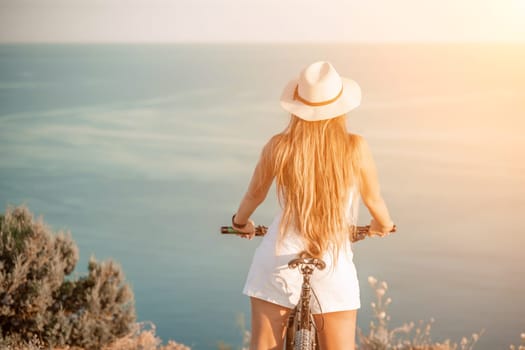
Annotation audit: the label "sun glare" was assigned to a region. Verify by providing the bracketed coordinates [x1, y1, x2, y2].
[513, 0, 525, 11]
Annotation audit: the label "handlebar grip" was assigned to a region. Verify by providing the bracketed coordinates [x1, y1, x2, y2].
[221, 226, 267, 236]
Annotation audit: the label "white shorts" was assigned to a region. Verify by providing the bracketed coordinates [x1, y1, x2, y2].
[242, 211, 361, 314]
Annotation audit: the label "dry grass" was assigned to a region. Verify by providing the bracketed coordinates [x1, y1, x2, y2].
[53, 321, 191, 350]
[0, 322, 192, 350]
[356, 276, 484, 350]
[510, 333, 525, 350]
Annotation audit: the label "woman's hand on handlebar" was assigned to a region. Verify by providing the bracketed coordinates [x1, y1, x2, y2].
[235, 219, 256, 240]
[369, 218, 395, 237]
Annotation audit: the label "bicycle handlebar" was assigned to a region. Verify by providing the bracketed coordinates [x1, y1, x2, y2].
[221, 224, 396, 243]
[221, 225, 268, 236]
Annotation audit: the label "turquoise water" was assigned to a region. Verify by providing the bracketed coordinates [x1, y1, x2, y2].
[1, 43, 524, 349]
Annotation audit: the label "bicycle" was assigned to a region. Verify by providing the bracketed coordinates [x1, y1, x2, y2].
[221, 223, 397, 349]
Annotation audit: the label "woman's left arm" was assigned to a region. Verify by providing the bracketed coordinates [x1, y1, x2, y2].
[233, 137, 276, 234]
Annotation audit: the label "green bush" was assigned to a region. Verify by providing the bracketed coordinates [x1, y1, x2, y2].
[0, 204, 135, 350]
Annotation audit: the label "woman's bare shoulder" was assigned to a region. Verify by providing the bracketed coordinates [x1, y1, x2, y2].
[348, 132, 365, 147]
[265, 133, 284, 149]
[258, 133, 283, 161]
[348, 132, 373, 161]
[348, 132, 363, 140]
[270, 132, 285, 141]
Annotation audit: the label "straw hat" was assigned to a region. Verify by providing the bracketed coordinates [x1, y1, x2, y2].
[279, 61, 361, 121]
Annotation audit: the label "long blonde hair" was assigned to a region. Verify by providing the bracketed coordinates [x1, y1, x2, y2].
[265, 113, 362, 266]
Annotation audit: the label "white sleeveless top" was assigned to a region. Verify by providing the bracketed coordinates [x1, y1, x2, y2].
[242, 186, 361, 314]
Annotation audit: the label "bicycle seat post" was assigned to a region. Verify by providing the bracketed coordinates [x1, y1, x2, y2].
[299, 264, 314, 329]
[288, 257, 326, 331]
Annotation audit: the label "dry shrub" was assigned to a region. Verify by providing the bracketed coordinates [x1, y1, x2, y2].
[0, 204, 135, 349]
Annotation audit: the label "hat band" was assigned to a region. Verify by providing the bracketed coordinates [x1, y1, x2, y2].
[293, 84, 343, 106]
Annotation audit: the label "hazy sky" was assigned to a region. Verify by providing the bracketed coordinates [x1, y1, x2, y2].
[1, 0, 524, 43]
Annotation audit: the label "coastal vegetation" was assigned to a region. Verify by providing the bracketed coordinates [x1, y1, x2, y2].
[0, 204, 523, 349]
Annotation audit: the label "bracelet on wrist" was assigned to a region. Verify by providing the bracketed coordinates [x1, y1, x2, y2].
[232, 214, 248, 229]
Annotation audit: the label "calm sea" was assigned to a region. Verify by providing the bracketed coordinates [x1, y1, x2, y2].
[0, 43, 524, 349]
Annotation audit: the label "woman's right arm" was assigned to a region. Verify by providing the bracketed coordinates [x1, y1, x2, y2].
[356, 135, 395, 236]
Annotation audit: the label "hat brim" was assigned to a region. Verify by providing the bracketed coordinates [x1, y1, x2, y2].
[279, 77, 361, 121]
